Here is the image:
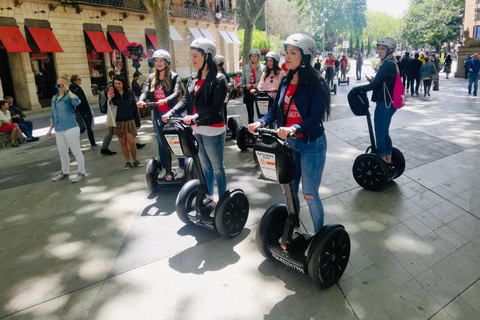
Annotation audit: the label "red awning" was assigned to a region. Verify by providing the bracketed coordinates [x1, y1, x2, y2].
[27, 27, 63, 52]
[146, 34, 158, 49]
[85, 31, 113, 53]
[0, 26, 31, 52]
[109, 32, 129, 53]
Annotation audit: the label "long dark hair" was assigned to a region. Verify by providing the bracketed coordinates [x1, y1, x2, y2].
[286, 53, 331, 120]
[112, 75, 131, 100]
[264, 58, 281, 77]
[194, 50, 218, 81]
[218, 62, 230, 82]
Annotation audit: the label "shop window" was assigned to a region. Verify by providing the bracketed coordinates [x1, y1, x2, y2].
[30, 49, 56, 106]
[87, 48, 107, 94]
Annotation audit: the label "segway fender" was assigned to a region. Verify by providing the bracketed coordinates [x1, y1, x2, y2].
[306, 224, 345, 266]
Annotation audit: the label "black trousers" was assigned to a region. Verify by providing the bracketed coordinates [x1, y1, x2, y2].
[244, 91, 256, 124]
[79, 109, 96, 146]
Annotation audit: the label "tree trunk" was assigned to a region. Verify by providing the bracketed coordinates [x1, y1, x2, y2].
[144, 0, 171, 51]
[367, 38, 371, 57]
[243, 20, 255, 61]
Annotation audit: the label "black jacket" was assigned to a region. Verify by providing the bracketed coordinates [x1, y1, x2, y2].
[139, 71, 181, 111]
[168, 72, 227, 126]
[69, 83, 91, 113]
[399, 57, 411, 73]
[132, 79, 142, 97]
[407, 59, 423, 78]
[111, 90, 140, 127]
[356, 59, 396, 103]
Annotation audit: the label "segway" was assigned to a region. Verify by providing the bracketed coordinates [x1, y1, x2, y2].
[237, 89, 274, 151]
[169, 117, 249, 238]
[145, 103, 196, 192]
[254, 128, 351, 288]
[224, 84, 239, 140]
[325, 68, 337, 95]
[338, 68, 350, 85]
[348, 89, 405, 191]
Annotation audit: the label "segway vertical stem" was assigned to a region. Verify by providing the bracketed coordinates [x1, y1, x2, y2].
[365, 110, 377, 154]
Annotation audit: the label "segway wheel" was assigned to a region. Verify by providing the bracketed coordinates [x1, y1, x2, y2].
[228, 117, 239, 140]
[307, 225, 350, 288]
[237, 126, 249, 151]
[347, 77, 350, 85]
[352, 154, 388, 191]
[334, 84, 337, 95]
[391, 147, 405, 178]
[215, 190, 249, 238]
[146, 157, 161, 192]
[256, 204, 288, 259]
[175, 179, 202, 225]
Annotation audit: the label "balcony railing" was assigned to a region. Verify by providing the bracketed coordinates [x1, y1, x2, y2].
[67, 0, 237, 24]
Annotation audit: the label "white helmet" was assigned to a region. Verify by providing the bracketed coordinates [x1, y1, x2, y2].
[152, 49, 171, 64]
[265, 51, 280, 62]
[284, 33, 317, 62]
[190, 38, 216, 58]
[377, 37, 397, 51]
[214, 55, 226, 66]
[249, 48, 261, 56]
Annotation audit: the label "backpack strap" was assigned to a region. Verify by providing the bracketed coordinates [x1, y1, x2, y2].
[383, 60, 398, 109]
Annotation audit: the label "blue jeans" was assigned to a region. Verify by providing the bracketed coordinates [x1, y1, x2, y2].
[374, 101, 396, 158]
[152, 112, 185, 168]
[356, 65, 362, 79]
[288, 134, 327, 233]
[17, 120, 33, 138]
[410, 76, 420, 94]
[196, 132, 227, 197]
[468, 73, 479, 94]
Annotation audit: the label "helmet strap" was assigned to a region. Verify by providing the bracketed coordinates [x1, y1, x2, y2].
[300, 61, 306, 68]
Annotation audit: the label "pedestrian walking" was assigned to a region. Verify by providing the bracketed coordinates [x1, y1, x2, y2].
[101, 70, 118, 156]
[467, 53, 480, 96]
[431, 54, 441, 91]
[314, 57, 321, 72]
[444, 54, 452, 79]
[400, 52, 412, 88]
[420, 56, 436, 97]
[248, 33, 331, 233]
[240, 48, 264, 124]
[407, 53, 422, 96]
[356, 53, 363, 80]
[464, 54, 472, 79]
[47, 75, 86, 183]
[69, 75, 97, 147]
[108, 76, 142, 169]
[138, 49, 185, 179]
[162, 38, 228, 204]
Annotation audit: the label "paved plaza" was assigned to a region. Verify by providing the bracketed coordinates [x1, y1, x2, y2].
[0, 61, 479, 320]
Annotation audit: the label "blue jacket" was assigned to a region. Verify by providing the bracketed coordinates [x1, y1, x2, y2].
[468, 58, 480, 74]
[50, 92, 81, 132]
[259, 75, 328, 143]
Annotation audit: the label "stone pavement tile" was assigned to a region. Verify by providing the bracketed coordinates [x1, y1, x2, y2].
[458, 213, 480, 233]
[415, 269, 457, 307]
[409, 192, 441, 211]
[338, 274, 376, 315]
[430, 310, 455, 320]
[415, 211, 444, 231]
[376, 289, 422, 320]
[461, 280, 480, 314]
[31, 295, 71, 320]
[1, 306, 37, 320]
[434, 225, 469, 249]
[443, 296, 480, 320]
[376, 256, 413, 289]
[393, 246, 430, 277]
[357, 238, 392, 264]
[411, 238, 444, 267]
[398, 198, 425, 216]
[430, 185, 457, 200]
[449, 196, 470, 212]
[422, 232, 457, 258]
[348, 245, 375, 273]
[459, 241, 480, 265]
[57, 282, 103, 320]
[357, 303, 390, 320]
[358, 265, 395, 300]
[403, 216, 434, 238]
[436, 201, 467, 221]
[446, 218, 479, 241]
[431, 259, 473, 296]
[396, 279, 443, 319]
[383, 223, 420, 254]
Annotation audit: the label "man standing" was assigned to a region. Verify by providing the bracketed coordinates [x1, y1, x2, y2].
[240, 48, 264, 124]
[407, 53, 423, 96]
[100, 70, 118, 155]
[468, 53, 480, 96]
[400, 52, 412, 88]
[4, 96, 39, 142]
[355, 53, 363, 80]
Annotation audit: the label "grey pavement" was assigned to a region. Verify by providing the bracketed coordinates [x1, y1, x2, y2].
[0, 60, 479, 320]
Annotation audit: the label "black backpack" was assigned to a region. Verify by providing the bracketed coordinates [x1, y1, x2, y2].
[348, 89, 369, 116]
[98, 84, 111, 114]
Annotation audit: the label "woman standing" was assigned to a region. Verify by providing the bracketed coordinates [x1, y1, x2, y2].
[353, 37, 398, 170]
[256, 51, 286, 100]
[444, 54, 453, 79]
[108, 76, 142, 170]
[420, 56, 436, 97]
[0, 100, 26, 147]
[162, 38, 228, 205]
[47, 76, 86, 183]
[248, 34, 331, 233]
[69, 75, 97, 147]
[215, 54, 234, 123]
[137, 49, 185, 179]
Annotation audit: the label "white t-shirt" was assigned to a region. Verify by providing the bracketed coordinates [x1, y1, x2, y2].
[0, 110, 12, 126]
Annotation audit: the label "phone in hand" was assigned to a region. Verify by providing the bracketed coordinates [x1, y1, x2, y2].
[55, 84, 61, 89]
[108, 86, 114, 95]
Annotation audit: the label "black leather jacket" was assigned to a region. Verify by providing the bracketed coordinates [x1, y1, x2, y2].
[168, 72, 227, 126]
[139, 71, 181, 110]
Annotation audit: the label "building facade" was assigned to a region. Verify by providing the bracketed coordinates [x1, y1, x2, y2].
[464, 0, 480, 39]
[0, 0, 240, 112]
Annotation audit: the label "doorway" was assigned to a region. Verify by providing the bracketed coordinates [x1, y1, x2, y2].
[0, 49, 15, 101]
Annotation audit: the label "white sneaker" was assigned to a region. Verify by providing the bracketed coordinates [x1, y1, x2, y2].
[71, 173, 86, 183]
[52, 173, 68, 182]
[157, 168, 166, 180]
[176, 168, 185, 179]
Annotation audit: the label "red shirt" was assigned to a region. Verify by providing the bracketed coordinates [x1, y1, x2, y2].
[325, 58, 335, 68]
[340, 58, 348, 68]
[250, 67, 256, 85]
[154, 87, 169, 112]
[283, 83, 303, 138]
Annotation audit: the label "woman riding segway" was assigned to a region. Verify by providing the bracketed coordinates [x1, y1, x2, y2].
[138, 49, 186, 181]
[255, 51, 286, 100]
[215, 54, 238, 140]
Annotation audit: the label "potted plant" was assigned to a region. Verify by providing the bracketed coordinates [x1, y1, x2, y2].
[123, 42, 147, 74]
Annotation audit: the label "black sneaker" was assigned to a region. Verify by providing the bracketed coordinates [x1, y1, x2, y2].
[387, 162, 397, 177]
[124, 162, 132, 170]
[101, 149, 117, 156]
[136, 143, 146, 149]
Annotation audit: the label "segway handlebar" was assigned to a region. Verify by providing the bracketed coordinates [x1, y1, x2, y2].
[256, 127, 296, 140]
[165, 116, 198, 125]
[250, 89, 276, 94]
